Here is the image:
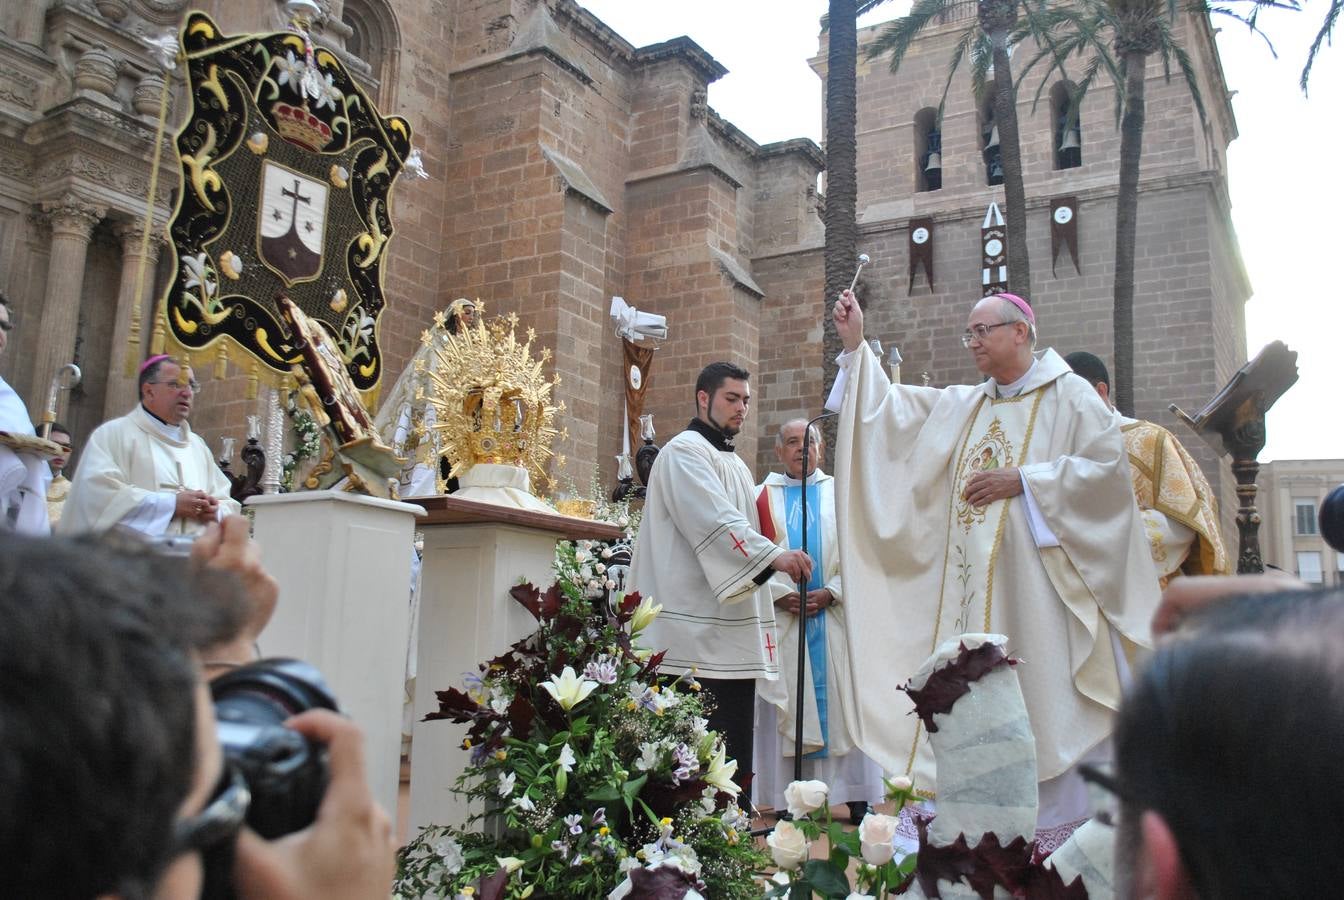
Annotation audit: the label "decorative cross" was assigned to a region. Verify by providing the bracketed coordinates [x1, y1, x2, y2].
[764, 632, 776, 662]
[729, 531, 748, 557]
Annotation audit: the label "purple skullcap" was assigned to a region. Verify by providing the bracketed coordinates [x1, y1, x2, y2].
[138, 353, 171, 375]
[995, 292, 1034, 325]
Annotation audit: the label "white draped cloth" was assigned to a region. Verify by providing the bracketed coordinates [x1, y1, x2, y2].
[752, 469, 883, 810]
[629, 426, 785, 684]
[59, 405, 239, 536]
[832, 343, 1159, 826]
[0, 375, 51, 535]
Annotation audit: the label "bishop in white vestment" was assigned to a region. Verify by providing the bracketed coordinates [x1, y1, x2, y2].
[60, 357, 239, 536]
[829, 291, 1160, 834]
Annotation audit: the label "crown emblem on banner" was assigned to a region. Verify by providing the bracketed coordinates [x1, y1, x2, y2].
[272, 102, 333, 150]
[419, 311, 565, 491]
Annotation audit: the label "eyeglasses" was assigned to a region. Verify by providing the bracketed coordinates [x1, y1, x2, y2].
[148, 379, 202, 393]
[171, 763, 250, 856]
[960, 322, 1016, 348]
[0, 319, 11, 332]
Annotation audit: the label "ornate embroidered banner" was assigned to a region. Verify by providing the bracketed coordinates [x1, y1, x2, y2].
[160, 11, 412, 395]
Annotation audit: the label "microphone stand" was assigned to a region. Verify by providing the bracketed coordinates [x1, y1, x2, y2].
[794, 410, 837, 784]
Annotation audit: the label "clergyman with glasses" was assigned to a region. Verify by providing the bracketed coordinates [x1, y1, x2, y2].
[60, 354, 239, 536]
[825, 288, 1161, 850]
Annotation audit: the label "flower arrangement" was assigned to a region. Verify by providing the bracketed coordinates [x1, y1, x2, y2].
[394, 533, 764, 899]
[763, 776, 920, 899]
[280, 393, 322, 491]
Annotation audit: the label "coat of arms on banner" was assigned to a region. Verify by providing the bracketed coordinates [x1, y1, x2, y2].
[161, 11, 412, 395]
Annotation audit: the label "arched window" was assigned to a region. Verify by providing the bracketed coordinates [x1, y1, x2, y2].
[340, 0, 400, 106]
[979, 99, 1003, 186]
[914, 107, 942, 192]
[1051, 82, 1082, 170]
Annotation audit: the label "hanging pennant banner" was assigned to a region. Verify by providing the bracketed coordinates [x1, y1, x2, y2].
[981, 202, 1007, 296]
[1051, 196, 1081, 276]
[160, 11, 413, 396]
[908, 217, 935, 292]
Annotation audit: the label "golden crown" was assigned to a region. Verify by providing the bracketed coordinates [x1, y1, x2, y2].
[271, 101, 333, 151]
[419, 311, 565, 492]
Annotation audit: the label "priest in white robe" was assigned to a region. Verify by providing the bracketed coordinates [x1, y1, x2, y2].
[0, 294, 51, 535]
[629, 362, 812, 785]
[752, 418, 883, 823]
[829, 289, 1160, 838]
[60, 356, 238, 536]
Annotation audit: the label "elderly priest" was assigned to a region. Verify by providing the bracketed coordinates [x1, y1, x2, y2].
[60, 355, 238, 536]
[828, 288, 1160, 844]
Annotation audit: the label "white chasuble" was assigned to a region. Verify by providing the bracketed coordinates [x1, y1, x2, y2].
[60, 406, 240, 536]
[940, 393, 1042, 640]
[629, 427, 785, 683]
[831, 343, 1161, 800]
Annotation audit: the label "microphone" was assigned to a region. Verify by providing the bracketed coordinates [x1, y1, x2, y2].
[793, 410, 839, 783]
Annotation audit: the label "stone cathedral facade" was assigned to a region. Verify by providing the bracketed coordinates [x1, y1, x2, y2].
[0, 0, 1246, 527]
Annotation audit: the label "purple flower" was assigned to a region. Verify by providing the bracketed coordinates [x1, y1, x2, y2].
[583, 654, 619, 685]
[564, 813, 584, 835]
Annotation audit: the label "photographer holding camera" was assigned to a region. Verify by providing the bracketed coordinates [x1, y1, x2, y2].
[0, 517, 396, 899]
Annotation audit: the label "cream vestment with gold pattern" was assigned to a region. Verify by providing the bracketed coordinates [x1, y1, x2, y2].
[1121, 418, 1227, 585]
[831, 343, 1160, 799]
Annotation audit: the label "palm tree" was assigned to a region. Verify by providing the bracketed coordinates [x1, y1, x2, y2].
[1301, 0, 1341, 91]
[1016, 0, 1284, 415]
[865, 0, 1057, 297]
[821, 0, 860, 462]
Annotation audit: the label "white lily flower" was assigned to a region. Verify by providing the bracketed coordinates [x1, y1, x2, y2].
[541, 666, 599, 711]
[629, 594, 663, 633]
[701, 742, 740, 795]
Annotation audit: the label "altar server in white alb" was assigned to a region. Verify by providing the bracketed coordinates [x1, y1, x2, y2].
[753, 418, 883, 824]
[630, 362, 812, 783]
[60, 355, 239, 536]
[828, 289, 1160, 843]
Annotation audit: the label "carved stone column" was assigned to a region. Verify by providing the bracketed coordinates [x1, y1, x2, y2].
[105, 219, 163, 417]
[31, 196, 105, 419]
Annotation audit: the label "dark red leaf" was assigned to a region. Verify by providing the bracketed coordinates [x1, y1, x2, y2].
[903, 641, 1018, 734]
[510, 582, 542, 621]
[627, 864, 704, 899]
[475, 867, 509, 900]
[617, 590, 642, 622]
[540, 583, 565, 620]
[424, 686, 481, 723]
[912, 818, 1034, 899]
[507, 693, 535, 741]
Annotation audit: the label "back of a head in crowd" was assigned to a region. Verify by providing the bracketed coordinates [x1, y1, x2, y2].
[1064, 350, 1110, 390]
[1113, 586, 1344, 898]
[0, 532, 243, 899]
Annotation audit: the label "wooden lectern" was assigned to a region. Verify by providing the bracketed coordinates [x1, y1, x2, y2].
[405, 495, 623, 836]
[1170, 340, 1299, 573]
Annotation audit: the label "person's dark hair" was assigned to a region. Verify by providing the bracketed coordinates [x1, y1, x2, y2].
[138, 355, 178, 393]
[1063, 350, 1110, 390]
[694, 361, 750, 403]
[0, 533, 244, 899]
[34, 420, 69, 438]
[1114, 587, 1344, 897]
[0, 290, 9, 309]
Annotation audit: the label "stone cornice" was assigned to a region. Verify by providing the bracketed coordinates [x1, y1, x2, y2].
[632, 37, 728, 85]
[705, 108, 759, 158]
[540, 144, 613, 214]
[710, 245, 764, 298]
[551, 0, 637, 61]
[756, 138, 825, 171]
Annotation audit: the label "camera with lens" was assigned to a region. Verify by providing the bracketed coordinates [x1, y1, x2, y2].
[210, 657, 340, 838]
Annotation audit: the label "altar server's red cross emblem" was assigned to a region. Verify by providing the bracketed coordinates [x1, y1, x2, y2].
[729, 532, 748, 557]
[764, 633, 776, 661]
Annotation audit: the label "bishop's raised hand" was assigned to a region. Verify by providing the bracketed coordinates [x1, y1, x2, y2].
[833, 289, 864, 353]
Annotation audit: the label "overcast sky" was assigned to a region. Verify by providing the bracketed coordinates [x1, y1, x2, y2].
[578, 0, 1343, 462]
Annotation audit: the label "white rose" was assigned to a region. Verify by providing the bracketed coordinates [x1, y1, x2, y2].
[783, 779, 829, 818]
[858, 812, 899, 866]
[766, 820, 810, 870]
[885, 775, 914, 797]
